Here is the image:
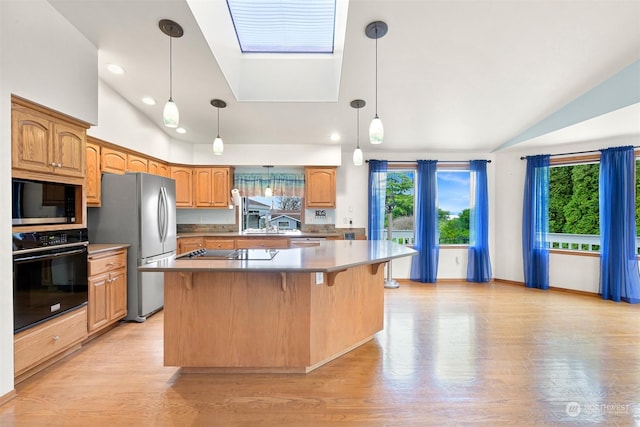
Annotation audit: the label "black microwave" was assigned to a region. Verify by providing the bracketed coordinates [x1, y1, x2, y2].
[12, 178, 77, 225]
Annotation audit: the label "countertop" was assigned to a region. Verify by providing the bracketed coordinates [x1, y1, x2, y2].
[177, 231, 345, 238]
[88, 243, 131, 254]
[139, 240, 416, 274]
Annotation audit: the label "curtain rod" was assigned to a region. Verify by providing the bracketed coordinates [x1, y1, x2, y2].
[520, 146, 640, 160]
[365, 159, 492, 163]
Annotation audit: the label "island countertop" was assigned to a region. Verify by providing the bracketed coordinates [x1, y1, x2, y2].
[139, 240, 416, 274]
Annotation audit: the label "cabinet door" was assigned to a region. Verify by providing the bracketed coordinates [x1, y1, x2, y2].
[194, 168, 213, 207]
[88, 273, 110, 332]
[178, 237, 203, 254]
[305, 167, 336, 208]
[171, 167, 194, 207]
[211, 167, 231, 207]
[109, 268, 127, 320]
[157, 163, 170, 178]
[11, 107, 53, 174]
[101, 147, 127, 174]
[52, 122, 86, 178]
[85, 141, 101, 206]
[204, 238, 235, 250]
[127, 154, 148, 173]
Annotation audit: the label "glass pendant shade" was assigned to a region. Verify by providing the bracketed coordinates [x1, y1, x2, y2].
[163, 99, 179, 128]
[369, 116, 383, 144]
[213, 136, 224, 155]
[264, 186, 273, 197]
[353, 147, 363, 166]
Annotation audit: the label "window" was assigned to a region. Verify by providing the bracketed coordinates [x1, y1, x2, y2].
[242, 196, 302, 231]
[386, 170, 415, 244]
[548, 162, 600, 251]
[437, 169, 470, 245]
[226, 0, 336, 53]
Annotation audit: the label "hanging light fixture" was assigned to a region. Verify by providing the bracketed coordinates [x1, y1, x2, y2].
[365, 21, 387, 145]
[210, 99, 226, 155]
[350, 99, 366, 166]
[264, 165, 273, 197]
[159, 19, 183, 128]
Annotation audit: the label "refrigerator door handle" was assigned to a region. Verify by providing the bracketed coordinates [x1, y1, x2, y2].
[158, 187, 166, 243]
[161, 186, 169, 244]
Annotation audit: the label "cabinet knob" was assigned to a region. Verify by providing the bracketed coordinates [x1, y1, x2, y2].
[57, 163, 62, 167]
[50, 162, 57, 167]
[53, 335, 60, 341]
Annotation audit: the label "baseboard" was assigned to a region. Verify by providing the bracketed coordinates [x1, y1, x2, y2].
[493, 278, 600, 298]
[0, 389, 17, 407]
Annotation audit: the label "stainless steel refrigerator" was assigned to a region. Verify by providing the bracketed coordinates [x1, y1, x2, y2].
[88, 172, 176, 322]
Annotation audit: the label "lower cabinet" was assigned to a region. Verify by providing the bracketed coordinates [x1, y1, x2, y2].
[14, 306, 88, 382]
[88, 248, 127, 335]
[235, 237, 290, 249]
[177, 237, 204, 255]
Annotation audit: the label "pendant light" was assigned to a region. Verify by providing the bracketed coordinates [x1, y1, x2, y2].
[264, 165, 273, 197]
[365, 21, 387, 145]
[210, 99, 226, 155]
[159, 19, 183, 128]
[350, 99, 366, 166]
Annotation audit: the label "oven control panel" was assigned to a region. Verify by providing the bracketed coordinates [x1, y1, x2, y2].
[12, 228, 88, 252]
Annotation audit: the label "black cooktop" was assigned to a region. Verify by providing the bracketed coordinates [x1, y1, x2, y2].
[182, 249, 278, 260]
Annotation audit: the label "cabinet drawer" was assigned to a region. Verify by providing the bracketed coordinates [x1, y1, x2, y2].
[235, 238, 290, 249]
[204, 238, 235, 250]
[14, 307, 87, 375]
[89, 250, 127, 276]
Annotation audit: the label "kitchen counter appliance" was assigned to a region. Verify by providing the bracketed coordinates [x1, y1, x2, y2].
[88, 173, 176, 322]
[12, 229, 89, 332]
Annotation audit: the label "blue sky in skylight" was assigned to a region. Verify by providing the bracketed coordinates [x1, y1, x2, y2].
[226, 0, 336, 53]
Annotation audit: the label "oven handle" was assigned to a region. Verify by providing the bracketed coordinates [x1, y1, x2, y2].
[12, 241, 88, 257]
[13, 246, 87, 263]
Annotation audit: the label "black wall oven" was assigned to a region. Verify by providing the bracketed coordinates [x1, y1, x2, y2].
[13, 229, 88, 333]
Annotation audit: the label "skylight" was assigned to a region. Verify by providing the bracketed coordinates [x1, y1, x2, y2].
[226, 0, 336, 53]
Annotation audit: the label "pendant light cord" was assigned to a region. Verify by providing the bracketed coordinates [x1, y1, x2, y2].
[169, 36, 173, 101]
[217, 106, 220, 138]
[356, 107, 360, 149]
[374, 28, 378, 118]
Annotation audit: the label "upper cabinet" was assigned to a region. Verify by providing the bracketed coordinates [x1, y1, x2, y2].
[194, 167, 234, 208]
[171, 166, 194, 208]
[85, 139, 101, 206]
[149, 160, 170, 177]
[305, 167, 336, 208]
[12, 98, 88, 180]
[126, 154, 148, 173]
[101, 147, 127, 174]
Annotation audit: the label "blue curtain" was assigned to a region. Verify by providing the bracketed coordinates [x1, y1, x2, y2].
[368, 160, 387, 240]
[410, 160, 439, 283]
[522, 155, 550, 289]
[599, 146, 640, 303]
[467, 160, 492, 282]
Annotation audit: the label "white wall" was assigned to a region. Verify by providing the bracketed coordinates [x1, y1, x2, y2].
[493, 135, 640, 293]
[0, 0, 98, 399]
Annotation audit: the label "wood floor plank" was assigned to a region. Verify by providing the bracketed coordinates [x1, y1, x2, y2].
[1, 281, 639, 425]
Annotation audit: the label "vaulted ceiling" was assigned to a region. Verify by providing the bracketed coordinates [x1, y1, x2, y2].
[49, 0, 640, 154]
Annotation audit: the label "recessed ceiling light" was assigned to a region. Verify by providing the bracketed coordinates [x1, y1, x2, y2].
[142, 96, 157, 105]
[176, 127, 187, 134]
[106, 63, 126, 75]
[330, 133, 340, 142]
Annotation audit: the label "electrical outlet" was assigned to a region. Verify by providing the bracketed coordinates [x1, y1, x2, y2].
[315, 272, 324, 285]
[343, 217, 348, 224]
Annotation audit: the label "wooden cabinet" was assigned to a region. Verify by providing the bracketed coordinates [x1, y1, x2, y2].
[11, 100, 87, 179]
[88, 248, 127, 335]
[194, 167, 233, 208]
[204, 237, 236, 250]
[149, 160, 170, 177]
[305, 167, 336, 208]
[101, 147, 127, 174]
[177, 237, 203, 255]
[14, 306, 87, 382]
[235, 237, 290, 249]
[171, 166, 194, 208]
[85, 140, 101, 206]
[126, 154, 148, 173]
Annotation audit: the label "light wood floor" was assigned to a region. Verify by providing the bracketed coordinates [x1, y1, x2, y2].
[1, 281, 639, 426]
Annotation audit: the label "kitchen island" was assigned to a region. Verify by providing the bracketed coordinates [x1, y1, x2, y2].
[139, 240, 416, 373]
